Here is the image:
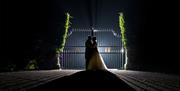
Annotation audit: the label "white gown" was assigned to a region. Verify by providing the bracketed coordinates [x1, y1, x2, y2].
[87, 48, 107, 70]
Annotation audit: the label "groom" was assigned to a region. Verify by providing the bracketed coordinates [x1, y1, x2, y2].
[85, 34, 99, 69]
[85, 35, 93, 69]
[85, 27, 94, 69]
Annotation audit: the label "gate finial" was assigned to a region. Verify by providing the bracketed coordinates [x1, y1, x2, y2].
[91, 27, 94, 37]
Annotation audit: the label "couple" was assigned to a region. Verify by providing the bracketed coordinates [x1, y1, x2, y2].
[85, 36, 107, 70]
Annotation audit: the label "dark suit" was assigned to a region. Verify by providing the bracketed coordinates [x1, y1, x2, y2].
[85, 39, 92, 69]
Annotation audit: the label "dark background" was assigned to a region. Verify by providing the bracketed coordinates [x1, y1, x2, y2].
[3, 0, 179, 75]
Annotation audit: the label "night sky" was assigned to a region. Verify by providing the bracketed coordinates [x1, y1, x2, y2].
[4, 0, 179, 74]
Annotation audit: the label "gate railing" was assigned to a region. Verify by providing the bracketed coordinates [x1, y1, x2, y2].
[61, 46, 123, 69]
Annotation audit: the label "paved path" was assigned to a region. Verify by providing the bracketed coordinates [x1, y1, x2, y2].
[111, 70, 180, 91]
[0, 70, 79, 91]
[0, 70, 180, 91]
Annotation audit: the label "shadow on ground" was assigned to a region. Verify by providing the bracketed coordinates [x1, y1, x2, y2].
[29, 70, 135, 90]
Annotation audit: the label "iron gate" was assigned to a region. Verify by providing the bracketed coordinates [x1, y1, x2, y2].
[61, 28, 124, 69]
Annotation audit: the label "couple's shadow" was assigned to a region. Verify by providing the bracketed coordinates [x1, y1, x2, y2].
[29, 70, 135, 90]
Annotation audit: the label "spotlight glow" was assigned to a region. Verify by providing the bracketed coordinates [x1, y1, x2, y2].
[93, 29, 100, 32]
[121, 48, 124, 53]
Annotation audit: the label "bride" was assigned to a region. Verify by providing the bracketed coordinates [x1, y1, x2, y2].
[86, 37, 107, 70]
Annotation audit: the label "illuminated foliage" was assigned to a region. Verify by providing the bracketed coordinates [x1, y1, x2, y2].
[25, 59, 38, 70]
[119, 12, 127, 49]
[56, 13, 72, 53]
[119, 12, 128, 69]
